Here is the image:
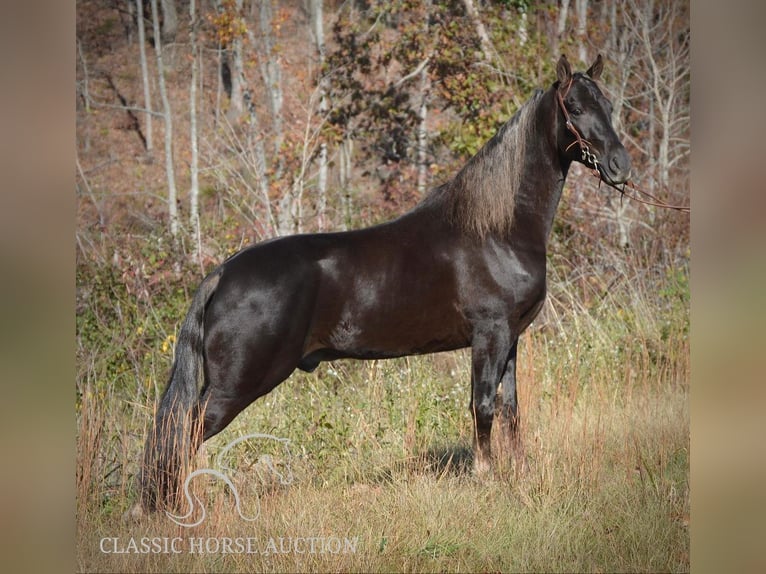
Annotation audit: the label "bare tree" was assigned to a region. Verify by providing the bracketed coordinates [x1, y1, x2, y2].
[601, 0, 615, 53]
[575, 0, 589, 64]
[248, 0, 284, 174]
[189, 0, 201, 260]
[151, 0, 179, 238]
[416, 66, 429, 196]
[580, 0, 689, 247]
[518, 2, 528, 46]
[218, 0, 246, 122]
[243, 0, 291, 233]
[461, 0, 496, 64]
[211, 116, 279, 237]
[416, 1, 432, 196]
[160, 0, 178, 43]
[338, 137, 353, 230]
[556, 0, 570, 55]
[135, 0, 153, 154]
[624, 0, 690, 190]
[76, 38, 91, 152]
[310, 0, 329, 229]
[606, 6, 639, 248]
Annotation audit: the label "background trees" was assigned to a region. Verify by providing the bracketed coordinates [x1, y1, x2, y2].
[76, 0, 688, 265]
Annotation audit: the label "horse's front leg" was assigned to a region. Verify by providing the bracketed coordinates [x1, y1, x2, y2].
[497, 339, 526, 471]
[470, 326, 512, 475]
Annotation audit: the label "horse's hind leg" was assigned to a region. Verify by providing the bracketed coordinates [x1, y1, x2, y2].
[199, 266, 317, 442]
[200, 350, 300, 441]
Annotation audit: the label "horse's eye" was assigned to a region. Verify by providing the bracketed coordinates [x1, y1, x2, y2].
[570, 107, 583, 116]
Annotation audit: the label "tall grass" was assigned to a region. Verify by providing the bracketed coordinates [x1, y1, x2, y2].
[76, 234, 689, 572]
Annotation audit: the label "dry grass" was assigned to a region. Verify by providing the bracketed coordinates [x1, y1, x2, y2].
[76, 260, 689, 573]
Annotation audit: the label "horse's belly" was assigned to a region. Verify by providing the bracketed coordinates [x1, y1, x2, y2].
[302, 298, 470, 365]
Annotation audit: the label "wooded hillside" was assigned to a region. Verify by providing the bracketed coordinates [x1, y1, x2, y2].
[76, 0, 689, 266]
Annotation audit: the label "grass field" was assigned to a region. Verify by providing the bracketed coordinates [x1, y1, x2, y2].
[76, 248, 689, 573]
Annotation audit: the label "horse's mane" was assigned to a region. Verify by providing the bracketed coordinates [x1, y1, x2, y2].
[424, 89, 544, 238]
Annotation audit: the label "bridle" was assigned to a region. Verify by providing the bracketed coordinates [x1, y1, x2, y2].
[556, 78, 690, 214]
[557, 78, 602, 173]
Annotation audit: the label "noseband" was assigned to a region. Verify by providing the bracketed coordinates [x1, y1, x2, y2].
[556, 78, 602, 174]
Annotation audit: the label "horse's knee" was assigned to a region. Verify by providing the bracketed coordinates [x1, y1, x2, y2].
[471, 391, 496, 430]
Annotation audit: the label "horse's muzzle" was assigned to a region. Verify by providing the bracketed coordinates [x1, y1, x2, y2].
[601, 147, 632, 185]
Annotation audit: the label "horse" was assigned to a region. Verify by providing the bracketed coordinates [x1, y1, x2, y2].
[138, 54, 632, 511]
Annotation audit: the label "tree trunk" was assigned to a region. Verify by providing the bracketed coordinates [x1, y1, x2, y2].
[227, 36, 246, 121]
[557, 0, 570, 49]
[461, 0, 494, 63]
[518, 4, 528, 46]
[252, 0, 284, 176]
[613, 24, 635, 245]
[575, 0, 588, 64]
[311, 0, 329, 230]
[556, 0, 569, 35]
[339, 137, 353, 231]
[76, 38, 91, 153]
[126, 0, 134, 45]
[189, 0, 201, 260]
[225, 0, 246, 122]
[416, 0, 432, 196]
[416, 66, 429, 196]
[215, 41, 223, 127]
[611, 23, 632, 135]
[160, 0, 178, 43]
[151, 0, 179, 238]
[135, 0, 153, 154]
[277, 187, 297, 236]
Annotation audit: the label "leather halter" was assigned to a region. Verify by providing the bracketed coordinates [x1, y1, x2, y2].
[556, 77, 601, 172]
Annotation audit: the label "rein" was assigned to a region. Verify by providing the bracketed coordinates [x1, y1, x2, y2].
[556, 80, 690, 214]
[590, 173, 691, 214]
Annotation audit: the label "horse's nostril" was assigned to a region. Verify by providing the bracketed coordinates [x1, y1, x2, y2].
[605, 151, 632, 183]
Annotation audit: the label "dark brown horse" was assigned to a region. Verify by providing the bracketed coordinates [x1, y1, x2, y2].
[139, 54, 631, 510]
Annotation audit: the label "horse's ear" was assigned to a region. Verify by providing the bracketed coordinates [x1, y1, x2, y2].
[556, 54, 572, 89]
[587, 54, 604, 80]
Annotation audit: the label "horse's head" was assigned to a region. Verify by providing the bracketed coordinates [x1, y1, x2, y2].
[555, 54, 632, 185]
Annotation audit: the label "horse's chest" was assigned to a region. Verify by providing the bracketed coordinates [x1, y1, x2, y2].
[466, 246, 545, 302]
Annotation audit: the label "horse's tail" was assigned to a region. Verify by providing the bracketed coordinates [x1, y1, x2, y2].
[139, 267, 222, 511]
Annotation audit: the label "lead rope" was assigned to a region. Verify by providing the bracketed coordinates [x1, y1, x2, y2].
[598, 175, 690, 213]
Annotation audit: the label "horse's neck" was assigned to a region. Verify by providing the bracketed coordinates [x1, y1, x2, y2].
[509, 92, 569, 248]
